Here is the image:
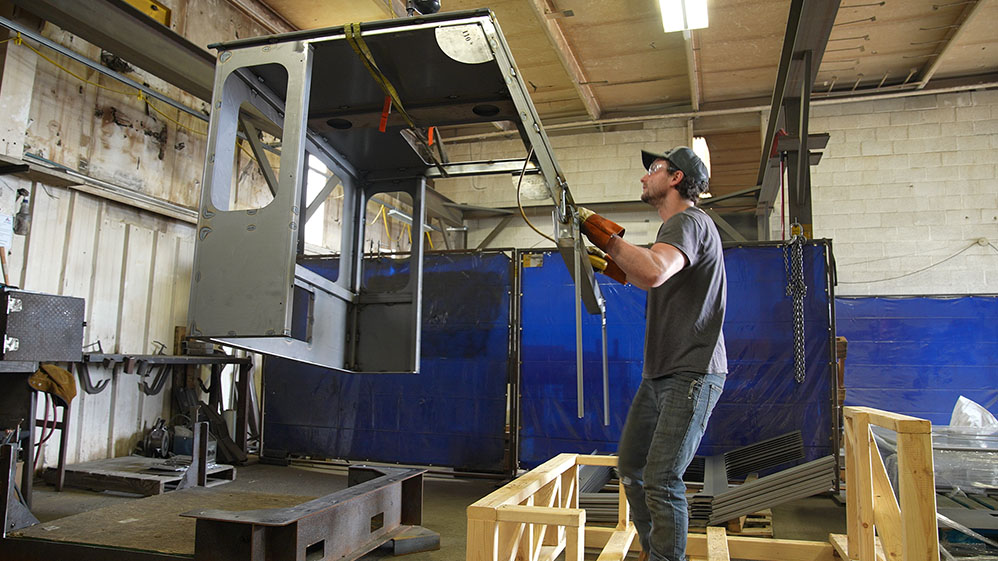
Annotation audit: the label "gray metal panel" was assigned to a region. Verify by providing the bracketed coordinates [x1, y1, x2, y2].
[189, 41, 312, 340]
[351, 178, 426, 373]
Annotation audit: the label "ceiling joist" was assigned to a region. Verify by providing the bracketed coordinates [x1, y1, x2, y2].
[528, 0, 601, 121]
[916, 0, 985, 89]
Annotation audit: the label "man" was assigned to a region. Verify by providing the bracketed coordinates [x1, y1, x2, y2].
[579, 146, 727, 561]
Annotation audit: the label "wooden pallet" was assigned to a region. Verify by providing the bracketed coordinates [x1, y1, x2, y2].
[690, 509, 773, 538]
[42, 455, 235, 496]
[726, 509, 773, 537]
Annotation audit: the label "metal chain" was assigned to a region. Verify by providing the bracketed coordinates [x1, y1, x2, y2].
[784, 223, 807, 383]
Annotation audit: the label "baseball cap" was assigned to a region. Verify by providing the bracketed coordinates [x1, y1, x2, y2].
[641, 146, 709, 183]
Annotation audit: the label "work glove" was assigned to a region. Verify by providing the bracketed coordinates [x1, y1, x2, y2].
[577, 207, 624, 252]
[587, 248, 627, 284]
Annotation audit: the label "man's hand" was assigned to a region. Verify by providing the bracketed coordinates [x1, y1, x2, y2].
[587, 249, 627, 284]
[578, 207, 624, 251]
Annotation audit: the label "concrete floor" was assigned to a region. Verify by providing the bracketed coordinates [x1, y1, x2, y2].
[27, 459, 845, 560]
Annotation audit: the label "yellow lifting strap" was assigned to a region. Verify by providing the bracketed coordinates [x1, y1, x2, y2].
[343, 22, 417, 130]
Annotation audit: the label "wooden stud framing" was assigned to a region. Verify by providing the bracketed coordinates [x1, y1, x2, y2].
[706, 527, 730, 561]
[834, 407, 938, 561]
[467, 454, 627, 561]
[472, 409, 937, 561]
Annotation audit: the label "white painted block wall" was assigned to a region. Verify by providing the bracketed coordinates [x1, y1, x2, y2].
[440, 91, 998, 297]
[435, 119, 689, 249]
[806, 90, 998, 296]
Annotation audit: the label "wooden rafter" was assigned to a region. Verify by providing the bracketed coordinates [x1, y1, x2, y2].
[224, 0, 296, 33]
[369, 0, 407, 18]
[916, 0, 986, 89]
[527, 0, 602, 121]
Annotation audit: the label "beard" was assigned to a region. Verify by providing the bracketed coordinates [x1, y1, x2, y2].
[641, 189, 662, 205]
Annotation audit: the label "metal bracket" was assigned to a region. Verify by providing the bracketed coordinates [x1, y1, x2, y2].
[176, 422, 210, 490]
[3, 337, 19, 353]
[1, 443, 39, 536]
[74, 362, 110, 395]
[141, 364, 174, 396]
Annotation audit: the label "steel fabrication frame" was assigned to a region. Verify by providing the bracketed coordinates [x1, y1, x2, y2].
[187, 10, 602, 374]
[2, 441, 435, 561]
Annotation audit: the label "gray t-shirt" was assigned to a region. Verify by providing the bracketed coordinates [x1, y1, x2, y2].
[643, 207, 727, 378]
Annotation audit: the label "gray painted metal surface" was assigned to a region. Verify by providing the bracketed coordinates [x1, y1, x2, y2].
[188, 10, 601, 372]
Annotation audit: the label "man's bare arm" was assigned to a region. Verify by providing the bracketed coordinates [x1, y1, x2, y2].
[605, 236, 688, 290]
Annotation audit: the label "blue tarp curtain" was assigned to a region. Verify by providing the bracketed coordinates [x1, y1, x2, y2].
[518, 243, 837, 469]
[262, 252, 512, 473]
[259, 244, 995, 474]
[835, 295, 998, 425]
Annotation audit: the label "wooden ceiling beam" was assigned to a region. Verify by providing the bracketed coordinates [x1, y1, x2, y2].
[368, 0, 407, 18]
[528, 0, 602, 121]
[916, 0, 986, 89]
[224, 0, 296, 33]
[684, 29, 701, 112]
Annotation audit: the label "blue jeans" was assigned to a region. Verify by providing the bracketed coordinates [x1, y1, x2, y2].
[617, 371, 724, 561]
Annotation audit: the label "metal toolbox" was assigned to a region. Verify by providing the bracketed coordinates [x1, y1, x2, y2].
[0, 288, 84, 362]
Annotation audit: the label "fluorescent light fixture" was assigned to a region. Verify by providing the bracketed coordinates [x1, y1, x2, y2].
[387, 208, 436, 232]
[692, 136, 711, 176]
[659, 0, 708, 33]
[693, 136, 712, 199]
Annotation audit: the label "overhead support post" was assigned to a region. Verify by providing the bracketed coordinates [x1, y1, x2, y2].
[11, 0, 217, 101]
[755, 0, 840, 239]
[702, 208, 747, 242]
[785, 50, 814, 238]
[476, 214, 514, 250]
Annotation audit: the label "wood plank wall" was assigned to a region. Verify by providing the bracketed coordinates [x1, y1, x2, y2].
[0, 0, 424, 469]
[0, 0, 279, 467]
[7, 188, 195, 464]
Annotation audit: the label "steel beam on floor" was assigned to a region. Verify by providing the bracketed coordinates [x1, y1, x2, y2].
[184, 466, 434, 561]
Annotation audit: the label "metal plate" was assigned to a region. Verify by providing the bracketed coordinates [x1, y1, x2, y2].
[1, 289, 84, 362]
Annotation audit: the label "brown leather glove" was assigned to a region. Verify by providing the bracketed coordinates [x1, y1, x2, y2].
[587, 251, 627, 284]
[578, 207, 624, 251]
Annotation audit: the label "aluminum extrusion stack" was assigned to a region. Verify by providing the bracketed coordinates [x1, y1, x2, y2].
[581, 432, 811, 526]
[688, 431, 822, 528]
[578, 462, 617, 523]
[703, 455, 836, 526]
[723, 431, 805, 479]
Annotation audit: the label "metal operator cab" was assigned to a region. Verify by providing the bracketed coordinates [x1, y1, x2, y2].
[186, 5, 607, 399]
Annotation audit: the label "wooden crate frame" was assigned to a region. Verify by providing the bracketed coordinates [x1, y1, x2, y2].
[467, 454, 630, 561]
[832, 407, 939, 561]
[467, 453, 839, 561]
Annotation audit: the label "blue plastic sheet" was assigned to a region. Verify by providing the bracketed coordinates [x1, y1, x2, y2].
[519, 243, 836, 469]
[263, 252, 512, 472]
[836, 296, 998, 425]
